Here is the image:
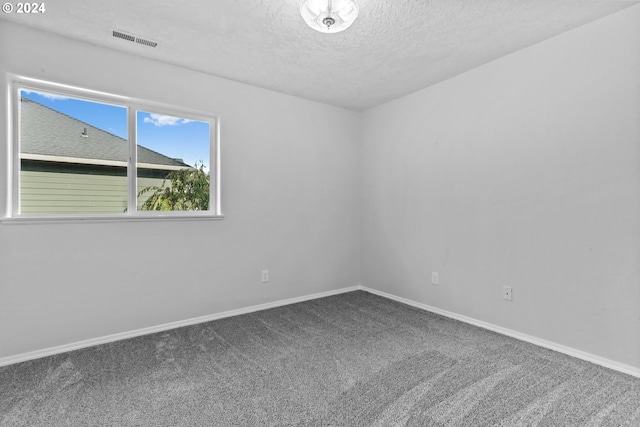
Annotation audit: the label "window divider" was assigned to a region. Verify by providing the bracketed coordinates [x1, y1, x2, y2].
[127, 107, 137, 215]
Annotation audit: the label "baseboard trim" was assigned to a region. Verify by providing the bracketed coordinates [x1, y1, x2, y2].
[0, 285, 361, 368]
[361, 286, 640, 379]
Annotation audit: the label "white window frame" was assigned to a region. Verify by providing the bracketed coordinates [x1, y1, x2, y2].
[4, 75, 223, 222]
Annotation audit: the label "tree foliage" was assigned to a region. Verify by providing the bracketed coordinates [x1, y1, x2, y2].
[138, 162, 209, 211]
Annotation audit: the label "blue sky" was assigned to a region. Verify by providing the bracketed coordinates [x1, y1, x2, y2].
[21, 90, 211, 171]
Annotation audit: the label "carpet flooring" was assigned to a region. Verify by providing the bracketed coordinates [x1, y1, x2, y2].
[1, 290, 639, 426]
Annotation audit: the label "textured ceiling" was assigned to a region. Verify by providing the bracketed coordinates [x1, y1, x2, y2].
[2, 0, 638, 110]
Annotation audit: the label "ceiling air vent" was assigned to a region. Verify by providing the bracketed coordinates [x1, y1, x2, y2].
[112, 30, 158, 48]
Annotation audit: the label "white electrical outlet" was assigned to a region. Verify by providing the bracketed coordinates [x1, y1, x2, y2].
[503, 286, 512, 301]
[431, 272, 439, 285]
[261, 269, 269, 283]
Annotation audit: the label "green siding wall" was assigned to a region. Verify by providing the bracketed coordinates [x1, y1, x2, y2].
[20, 170, 167, 214]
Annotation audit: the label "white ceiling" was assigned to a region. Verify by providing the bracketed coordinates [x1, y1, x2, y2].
[2, 0, 638, 111]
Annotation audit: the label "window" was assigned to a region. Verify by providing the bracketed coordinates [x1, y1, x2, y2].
[6, 77, 221, 221]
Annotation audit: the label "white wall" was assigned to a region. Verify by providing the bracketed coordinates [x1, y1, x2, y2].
[361, 6, 640, 369]
[0, 21, 361, 359]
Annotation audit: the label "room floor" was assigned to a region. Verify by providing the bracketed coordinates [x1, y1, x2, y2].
[1, 291, 639, 426]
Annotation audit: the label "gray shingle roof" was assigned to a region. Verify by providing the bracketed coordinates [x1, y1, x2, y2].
[20, 98, 190, 168]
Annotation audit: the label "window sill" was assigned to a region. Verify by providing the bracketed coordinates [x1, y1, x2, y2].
[1, 213, 224, 225]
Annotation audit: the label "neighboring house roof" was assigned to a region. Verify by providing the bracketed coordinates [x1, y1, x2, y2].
[19, 97, 190, 170]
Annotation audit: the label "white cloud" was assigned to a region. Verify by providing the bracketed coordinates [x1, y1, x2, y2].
[40, 93, 70, 101]
[143, 113, 193, 127]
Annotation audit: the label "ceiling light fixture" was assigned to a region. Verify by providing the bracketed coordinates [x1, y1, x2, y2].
[300, 0, 359, 33]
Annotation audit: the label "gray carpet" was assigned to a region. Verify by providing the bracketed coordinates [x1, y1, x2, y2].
[1, 291, 639, 426]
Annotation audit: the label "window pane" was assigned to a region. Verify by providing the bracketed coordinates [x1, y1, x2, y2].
[19, 89, 128, 214]
[136, 111, 211, 211]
